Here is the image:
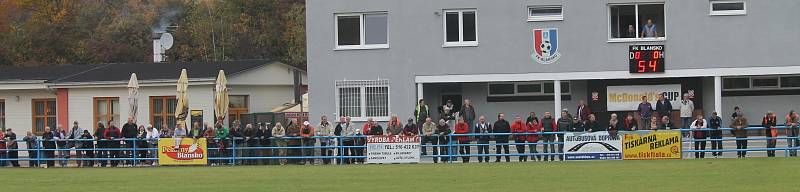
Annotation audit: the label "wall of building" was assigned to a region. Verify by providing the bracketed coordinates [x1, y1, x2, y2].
[0, 89, 56, 134]
[306, 0, 800, 121]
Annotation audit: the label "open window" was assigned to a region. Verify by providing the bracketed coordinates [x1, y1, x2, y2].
[609, 3, 665, 41]
[528, 5, 563, 21]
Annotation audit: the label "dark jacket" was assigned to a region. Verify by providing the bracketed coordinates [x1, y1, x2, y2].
[94, 127, 107, 140]
[122, 123, 138, 138]
[583, 120, 601, 132]
[659, 122, 675, 130]
[622, 118, 637, 131]
[708, 116, 723, 137]
[459, 105, 477, 122]
[656, 99, 673, 118]
[492, 119, 510, 141]
[229, 128, 244, 144]
[475, 122, 492, 142]
[541, 117, 556, 133]
[557, 116, 575, 132]
[42, 131, 56, 149]
[79, 134, 93, 149]
[286, 125, 301, 146]
[402, 123, 418, 136]
[367, 125, 384, 136]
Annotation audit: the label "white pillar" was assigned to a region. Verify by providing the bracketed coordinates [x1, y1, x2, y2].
[416, 83, 424, 102]
[554, 80, 562, 119]
[714, 76, 722, 115]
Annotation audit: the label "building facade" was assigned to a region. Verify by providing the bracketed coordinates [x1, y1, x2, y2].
[0, 60, 306, 135]
[307, 0, 800, 125]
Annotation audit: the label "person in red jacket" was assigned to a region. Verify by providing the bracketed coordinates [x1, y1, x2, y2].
[454, 118, 471, 163]
[527, 116, 542, 161]
[511, 116, 529, 162]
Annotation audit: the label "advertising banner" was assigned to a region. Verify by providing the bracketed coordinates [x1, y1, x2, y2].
[366, 136, 420, 164]
[606, 84, 681, 111]
[564, 131, 623, 160]
[622, 130, 682, 160]
[158, 138, 208, 165]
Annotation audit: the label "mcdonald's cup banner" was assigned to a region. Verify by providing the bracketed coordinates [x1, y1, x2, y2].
[564, 131, 622, 160]
[606, 84, 681, 111]
[158, 138, 208, 165]
[622, 130, 682, 160]
[366, 136, 421, 164]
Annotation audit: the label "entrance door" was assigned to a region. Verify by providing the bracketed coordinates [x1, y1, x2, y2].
[440, 94, 462, 119]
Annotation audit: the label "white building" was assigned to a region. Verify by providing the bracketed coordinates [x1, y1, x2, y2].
[0, 60, 306, 135]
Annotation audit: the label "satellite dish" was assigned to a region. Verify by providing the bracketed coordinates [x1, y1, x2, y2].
[160, 32, 174, 50]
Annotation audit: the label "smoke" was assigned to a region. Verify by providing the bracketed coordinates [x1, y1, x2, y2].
[152, 5, 183, 34]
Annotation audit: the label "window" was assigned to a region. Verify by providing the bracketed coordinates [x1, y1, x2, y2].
[609, 3, 665, 40]
[752, 77, 779, 88]
[335, 80, 390, 121]
[723, 78, 750, 89]
[528, 5, 563, 21]
[335, 12, 388, 50]
[710, 1, 746, 16]
[488, 81, 571, 96]
[443, 9, 478, 47]
[228, 95, 249, 126]
[93, 97, 120, 129]
[150, 96, 177, 129]
[32, 99, 56, 134]
[0, 99, 5, 131]
[781, 76, 800, 88]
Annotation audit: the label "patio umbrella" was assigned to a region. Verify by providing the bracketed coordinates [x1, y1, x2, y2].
[214, 70, 229, 124]
[127, 73, 139, 123]
[175, 69, 189, 128]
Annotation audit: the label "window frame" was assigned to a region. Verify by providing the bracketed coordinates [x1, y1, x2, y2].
[723, 76, 800, 91]
[334, 80, 391, 122]
[442, 9, 479, 47]
[31, 98, 56, 135]
[488, 81, 571, 97]
[150, 96, 177, 130]
[709, 1, 746, 16]
[93, 97, 120, 129]
[527, 5, 564, 22]
[607, 3, 667, 43]
[334, 12, 389, 50]
[228, 95, 249, 126]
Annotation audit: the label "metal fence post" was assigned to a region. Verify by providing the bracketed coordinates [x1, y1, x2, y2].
[231, 138, 237, 166]
[448, 134, 453, 163]
[132, 138, 138, 167]
[36, 139, 41, 167]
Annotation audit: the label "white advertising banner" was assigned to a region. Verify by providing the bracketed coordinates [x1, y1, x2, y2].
[564, 132, 623, 160]
[366, 136, 421, 164]
[606, 84, 681, 111]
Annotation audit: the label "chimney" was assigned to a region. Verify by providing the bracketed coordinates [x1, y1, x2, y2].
[153, 33, 164, 62]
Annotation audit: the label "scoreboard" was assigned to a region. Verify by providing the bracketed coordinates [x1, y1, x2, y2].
[629, 45, 665, 73]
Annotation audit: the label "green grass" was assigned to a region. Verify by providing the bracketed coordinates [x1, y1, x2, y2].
[4, 158, 800, 192]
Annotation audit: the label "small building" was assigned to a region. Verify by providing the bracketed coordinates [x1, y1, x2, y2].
[0, 60, 306, 134]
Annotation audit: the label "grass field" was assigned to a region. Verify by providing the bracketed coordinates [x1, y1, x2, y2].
[5, 158, 800, 192]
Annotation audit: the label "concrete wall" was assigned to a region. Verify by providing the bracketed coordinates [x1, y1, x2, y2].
[306, 0, 800, 121]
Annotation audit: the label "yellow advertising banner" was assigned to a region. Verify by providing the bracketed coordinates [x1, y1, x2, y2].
[158, 138, 208, 165]
[622, 130, 682, 160]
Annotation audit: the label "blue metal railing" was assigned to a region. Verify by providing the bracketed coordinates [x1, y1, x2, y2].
[0, 125, 797, 167]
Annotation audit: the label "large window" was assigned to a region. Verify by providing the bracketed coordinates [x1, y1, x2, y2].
[93, 97, 120, 129]
[335, 12, 388, 50]
[0, 99, 5, 131]
[335, 80, 390, 121]
[150, 96, 177, 129]
[710, 1, 746, 16]
[609, 3, 665, 40]
[724, 76, 800, 90]
[443, 9, 478, 47]
[488, 81, 571, 96]
[528, 5, 563, 22]
[32, 99, 56, 134]
[228, 95, 249, 126]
